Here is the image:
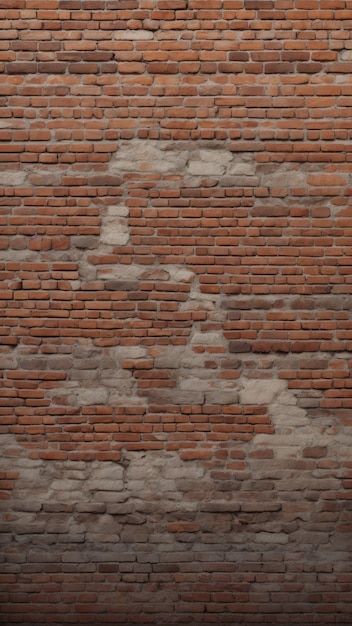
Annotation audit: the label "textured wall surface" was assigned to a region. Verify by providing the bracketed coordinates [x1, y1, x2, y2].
[1, 0, 352, 624]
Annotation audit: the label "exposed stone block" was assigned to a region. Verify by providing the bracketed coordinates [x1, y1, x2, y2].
[1, 3, 352, 623]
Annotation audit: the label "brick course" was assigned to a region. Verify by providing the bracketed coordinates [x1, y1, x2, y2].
[1, 0, 352, 624]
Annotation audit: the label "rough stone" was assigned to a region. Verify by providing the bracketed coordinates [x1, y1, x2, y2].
[240, 379, 286, 405]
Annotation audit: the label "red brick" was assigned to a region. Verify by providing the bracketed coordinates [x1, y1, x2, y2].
[1, 4, 352, 622]
[148, 61, 179, 74]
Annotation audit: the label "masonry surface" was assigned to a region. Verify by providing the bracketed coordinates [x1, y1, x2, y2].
[1, 0, 352, 624]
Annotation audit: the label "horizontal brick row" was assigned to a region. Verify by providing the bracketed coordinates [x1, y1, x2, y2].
[1, 1, 352, 154]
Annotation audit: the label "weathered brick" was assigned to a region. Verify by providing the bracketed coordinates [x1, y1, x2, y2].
[1, 3, 352, 623]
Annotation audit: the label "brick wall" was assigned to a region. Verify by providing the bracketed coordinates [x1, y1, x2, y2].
[1, 0, 352, 624]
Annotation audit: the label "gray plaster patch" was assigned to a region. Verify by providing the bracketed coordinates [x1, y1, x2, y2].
[0, 170, 27, 186]
[239, 379, 286, 405]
